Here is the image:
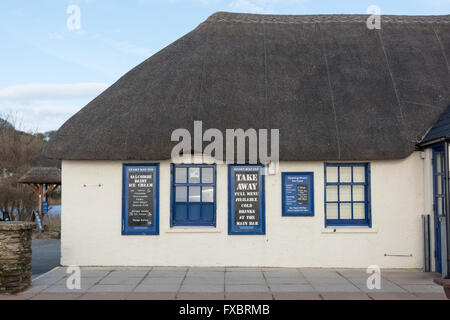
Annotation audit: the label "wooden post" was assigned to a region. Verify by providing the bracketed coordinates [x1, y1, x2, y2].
[38, 184, 43, 220]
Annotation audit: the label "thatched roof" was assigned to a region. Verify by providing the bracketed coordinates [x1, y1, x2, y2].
[18, 167, 61, 184]
[420, 105, 450, 144]
[45, 12, 450, 161]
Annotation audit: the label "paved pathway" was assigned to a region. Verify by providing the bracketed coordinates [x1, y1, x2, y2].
[31, 240, 60, 278]
[1, 267, 447, 300]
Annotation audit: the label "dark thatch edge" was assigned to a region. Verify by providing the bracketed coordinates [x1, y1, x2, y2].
[18, 167, 61, 184]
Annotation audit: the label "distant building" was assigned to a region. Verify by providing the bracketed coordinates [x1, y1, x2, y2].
[46, 13, 450, 274]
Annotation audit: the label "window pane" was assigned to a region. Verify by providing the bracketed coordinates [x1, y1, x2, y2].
[340, 167, 351, 182]
[326, 185, 338, 201]
[353, 203, 365, 219]
[437, 175, 442, 195]
[340, 203, 351, 219]
[202, 168, 214, 183]
[436, 153, 442, 173]
[175, 186, 187, 202]
[189, 186, 201, 202]
[202, 186, 214, 202]
[175, 167, 187, 183]
[339, 185, 351, 202]
[353, 166, 365, 183]
[326, 203, 338, 219]
[188, 167, 200, 183]
[353, 185, 365, 202]
[438, 197, 443, 215]
[326, 166, 338, 182]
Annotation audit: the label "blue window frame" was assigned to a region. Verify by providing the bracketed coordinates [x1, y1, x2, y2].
[122, 163, 159, 235]
[170, 164, 216, 227]
[324, 163, 371, 227]
[228, 164, 266, 235]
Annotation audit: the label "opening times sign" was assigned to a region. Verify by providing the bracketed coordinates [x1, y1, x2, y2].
[229, 165, 265, 235]
[282, 172, 314, 216]
[122, 164, 159, 235]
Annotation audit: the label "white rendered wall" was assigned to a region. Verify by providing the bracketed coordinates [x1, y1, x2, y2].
[61, 152, 425, 268]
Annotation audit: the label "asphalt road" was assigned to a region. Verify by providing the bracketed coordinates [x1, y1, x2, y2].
[31, 239, 61, 278]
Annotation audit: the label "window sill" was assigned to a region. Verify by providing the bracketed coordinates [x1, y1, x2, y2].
[321, 227, 378, 234]
[165, 227, 221, 234]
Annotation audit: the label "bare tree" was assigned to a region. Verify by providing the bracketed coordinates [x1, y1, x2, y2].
[0, 113, 44, 221]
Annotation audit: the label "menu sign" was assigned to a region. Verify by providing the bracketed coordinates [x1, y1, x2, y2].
[229, 165, 265, 235]
[282, 172, 314, 216]
[128, 169, 154, 226]
[122, 164, 159, 235]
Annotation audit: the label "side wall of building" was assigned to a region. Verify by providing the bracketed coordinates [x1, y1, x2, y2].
[61, 152, 425, 268]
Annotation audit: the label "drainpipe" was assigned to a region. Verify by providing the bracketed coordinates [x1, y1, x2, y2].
[445, 141, 450, 278]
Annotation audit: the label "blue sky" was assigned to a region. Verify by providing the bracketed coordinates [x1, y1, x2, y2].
[0, 0, 449, 132]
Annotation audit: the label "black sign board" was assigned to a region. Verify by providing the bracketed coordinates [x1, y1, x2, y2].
[282, 172, 314, 216]
[229, 165, 265, 235]
[122, 164, 159, 235]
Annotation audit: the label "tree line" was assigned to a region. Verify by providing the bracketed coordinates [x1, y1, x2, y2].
[0, 115, 60, 221]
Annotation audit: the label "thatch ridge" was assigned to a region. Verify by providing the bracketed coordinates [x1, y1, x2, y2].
[45, 12, 450, 161]
[18, 167, 61, 184]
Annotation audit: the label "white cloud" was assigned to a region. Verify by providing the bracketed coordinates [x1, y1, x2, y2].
[0, 83, 110, 132]
[0, 83, 109, 103]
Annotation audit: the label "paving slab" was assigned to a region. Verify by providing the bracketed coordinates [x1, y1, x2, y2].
[400, 284, 445, 293]
[24, 284, 51, 294]
[269, 284, 315, 293]
[108, 269, 151, 278]
[320, 292, 371, 300]
[266, 277, 309, 285]
[0, 293, 35, 300]
[148, 270, 187, 278]
[140, 278, 184, 286]
[354, 282, 407, 293]
[226, 284, 270, 293]
[43, 284, 90, 293]
[179, 284, 224, 293]
[177, 293, 225, 300]
[183, 279, 225, 286]
[312, 284, 360, 293]
[226, 267, 262, 272]
[18, 266, 448, 300]
[127, 292, 177, 300]
[367, 292, 420, 300]
[273, 293, 321, 300]
[225, 293, 273, 300]
[30, 293, 83, 300]
[79, 292, 129, 300]
[134, 283, 181, 293]
[99, 276, 143, 285]
[87, 284, 136, 293]
[412, 293, 448, 300]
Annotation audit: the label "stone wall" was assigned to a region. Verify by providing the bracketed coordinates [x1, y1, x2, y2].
[0, 222, 35, 293]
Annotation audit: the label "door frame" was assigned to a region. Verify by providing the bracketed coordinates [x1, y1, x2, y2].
[432, 145, 445, 273]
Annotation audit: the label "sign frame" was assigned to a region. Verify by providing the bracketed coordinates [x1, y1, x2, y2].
[122, 163, 159, 235]
[282, 172, 314, 217]
[228, 164, 266, 235]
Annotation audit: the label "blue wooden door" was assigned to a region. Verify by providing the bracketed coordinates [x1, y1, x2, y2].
[432, 146, 445, 273]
